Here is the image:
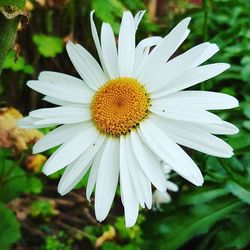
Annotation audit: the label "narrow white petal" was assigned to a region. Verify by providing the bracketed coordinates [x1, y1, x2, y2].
[134, 10, 146, 30]
[101, 23, 119, 79]
[130, 131, 167, 191]
[152, 63, 230, 98]
[133, 36, 162, 77]
[33, 122, 91, 154]
[29, 107, 90, 124]
[90, 11, 108, 75]
[195, 43, 219, 66]
[38, 71, 93, 92]
[27, 78, 93, 104]
[58, 160, 91, 196]
[143, 42, 213, 92]
[150, 105, 223, 124]
[166, 181, 179, 192]
[66, 42, 107, 90]
[152, 91, 239, 110]
[138, 17, 191, 83]
[126, 136, 152, 208]
[17, 116, 57, 129]
[86, 142, 106, 201]
[151, 115, 233, 158]
[199, 121, 239, 135]
[95, 138, 119, 222]
[42, 126, 99, 175]
[58, 134, 105, 195]
[120, 136, 139, 227]
[43, 96, 86, 107]
[118, 11, 136, 77]
[139, 120, 204, 186]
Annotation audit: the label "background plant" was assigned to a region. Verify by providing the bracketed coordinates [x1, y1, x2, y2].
[0, 0, 250, 249]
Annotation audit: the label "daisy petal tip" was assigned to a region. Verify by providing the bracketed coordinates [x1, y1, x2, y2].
[183, 16, 191, 25]
[26, 80, 35, 88]
[57, 188, 66, 196]
[125, 223, 135, 228]
[224, 63, 231, 70]
[32, 147, 39, 155]
[42, 167, 52, 176]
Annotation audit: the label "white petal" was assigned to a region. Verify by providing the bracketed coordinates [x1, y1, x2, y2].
[130, 131, 167, 191]
[42, 126, 99, 175]
[29, 107, 91, 124]
[33, 122, 91, 154]
[151, 115, 233, 158]
[118, 11, 136, 77]
[66, 42, 107, 90]
[153, 91, 239, 110]
[138, 17, 191, 83]
[17, 116, 57, 129]
[86, 142, 106, 201]
[143, 42, 216, 92]
[134, 10, 146, 30]
[58, 134, 105, 195]
[153, 190, 171, 204]
[199, 121, 239, 135]
[27, 72, 93, 104]
[166, 181, 179, 192]
[95, 138, 119, 222]
[152, 63, 230, 98]
[126, 136, 152, 208]
[150, 105, 223, 124]
[101, 23, 119, 79]
[133, 36, 162, 77]
[120, 136, 139, 227]
[195, 43, 219, 66]
[90, 11, 109, 75]
[139, 120, 204, 186]
[43, 96, 86, 108]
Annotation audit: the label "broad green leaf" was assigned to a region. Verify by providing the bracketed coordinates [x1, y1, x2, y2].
[0, 159, 43, 203]
[92, 0, 125, 34]
[32, 34, 63, 58]
[0, 202, 20, 249]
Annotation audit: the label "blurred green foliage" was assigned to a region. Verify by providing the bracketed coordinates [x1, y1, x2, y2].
[0, 0, 250, 249]
[32, 35, 64, 58]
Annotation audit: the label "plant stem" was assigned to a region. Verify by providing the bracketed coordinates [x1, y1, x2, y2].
[0, 14, 20, 74]
[201, 0, 210, 91]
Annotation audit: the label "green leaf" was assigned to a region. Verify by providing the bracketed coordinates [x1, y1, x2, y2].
[0, 202, 20, 249]
[92, 0, 125, 34]
[211, 213, 250, 249]
[178, 186, 229, 206]
[3, 50, 34, 74]
[0, 159, 43, 203]
[32, 34, 64, 58]
[226, 180, 250, 205]
[143, 198, 243, 250]
[31, 200, 57, 218]
[0, 0, 26, 9]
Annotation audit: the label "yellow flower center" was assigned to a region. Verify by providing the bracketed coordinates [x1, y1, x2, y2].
[91, 77, 150, 136]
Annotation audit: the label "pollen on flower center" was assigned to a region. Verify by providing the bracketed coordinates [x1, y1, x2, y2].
[91, 77, 150, 136]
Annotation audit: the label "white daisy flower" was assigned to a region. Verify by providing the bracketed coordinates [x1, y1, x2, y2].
[18, 10, 239, 227]
[153, 163, 178, 210]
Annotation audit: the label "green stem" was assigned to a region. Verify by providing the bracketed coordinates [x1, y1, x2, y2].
[0, 14, 20, 74]
[201, 0, 210, 91]
[0, 1, 26, 74]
